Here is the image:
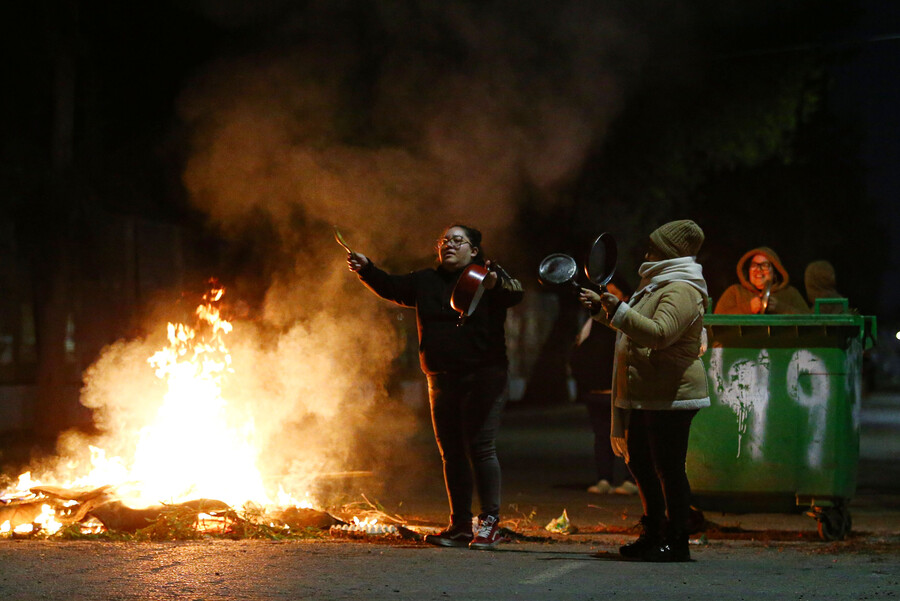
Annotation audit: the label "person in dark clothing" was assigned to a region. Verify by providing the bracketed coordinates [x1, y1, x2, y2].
[570, 277, 637, 495]
[804, 260, 854, 314]
[347, 224, 523, 550]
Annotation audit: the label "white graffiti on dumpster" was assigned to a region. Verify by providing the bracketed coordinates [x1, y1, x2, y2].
[707, 348, 771, 459]
[709, 345, 862, 465]
[786, 350, 830, 469]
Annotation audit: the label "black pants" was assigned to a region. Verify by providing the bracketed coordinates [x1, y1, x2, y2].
[625, 408, 698, 534]
[427, 365, 508, 526]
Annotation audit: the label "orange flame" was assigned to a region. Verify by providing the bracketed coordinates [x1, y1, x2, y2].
[1, 284, 312, 535]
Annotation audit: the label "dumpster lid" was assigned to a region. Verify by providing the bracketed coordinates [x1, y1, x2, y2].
[702, 313, 876, 348]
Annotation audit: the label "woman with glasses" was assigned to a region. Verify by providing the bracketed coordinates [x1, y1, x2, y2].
[347, 224, 523, 550]
[714, 247, 811, 314]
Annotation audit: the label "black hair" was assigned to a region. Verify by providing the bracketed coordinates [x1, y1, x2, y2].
[445, 224, 484, 261]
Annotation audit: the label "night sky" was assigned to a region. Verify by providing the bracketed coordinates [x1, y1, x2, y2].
[4, 0, 899, 321]
[829, 0, 900, 321]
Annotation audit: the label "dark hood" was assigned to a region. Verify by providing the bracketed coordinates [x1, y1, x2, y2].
[804, 260, 839, 302]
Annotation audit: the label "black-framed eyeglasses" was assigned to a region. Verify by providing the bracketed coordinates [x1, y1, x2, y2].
[749, 262, 772, 272]
[437, 236, 471, 249]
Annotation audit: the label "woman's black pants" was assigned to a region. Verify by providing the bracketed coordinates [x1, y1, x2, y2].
[625, 408, 698, 534]
[427, 365, 508, 527]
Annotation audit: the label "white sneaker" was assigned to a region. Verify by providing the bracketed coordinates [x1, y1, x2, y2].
[612, 481, 639, 495]
[587, 479, 612, 494]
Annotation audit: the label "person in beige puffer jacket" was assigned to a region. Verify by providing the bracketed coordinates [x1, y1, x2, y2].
[579, 219, 709, 563]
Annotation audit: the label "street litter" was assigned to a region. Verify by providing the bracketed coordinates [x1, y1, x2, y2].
[545, 509, 577, 534]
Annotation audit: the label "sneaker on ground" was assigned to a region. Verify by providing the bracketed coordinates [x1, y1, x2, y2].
[613, 480, 639, 495]
[469, 515, 509, 550]
[587, 479, 612, 494]
[424, 524, 473, 548]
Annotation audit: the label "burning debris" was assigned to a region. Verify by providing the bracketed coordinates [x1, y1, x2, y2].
[0, 480, 111, 537]
[331, 517, 398, 537]
[0, 479, 346, 540]
[326, 496, 422, 541]
[0, 475, 421, 541]
[0, 282, 385, 540]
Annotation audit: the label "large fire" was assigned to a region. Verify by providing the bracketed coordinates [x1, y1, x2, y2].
[0, 284, 313, 536]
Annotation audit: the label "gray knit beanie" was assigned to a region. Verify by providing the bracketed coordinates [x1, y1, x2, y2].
[649, 219, 705, 259]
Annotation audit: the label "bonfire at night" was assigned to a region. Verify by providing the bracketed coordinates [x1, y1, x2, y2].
[0, 283, 341, 539]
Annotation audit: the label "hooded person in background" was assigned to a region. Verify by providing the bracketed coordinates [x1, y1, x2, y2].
[805, 260, 853, 314]
[578, 219, 710, 563]
[714, 247, 811, 315]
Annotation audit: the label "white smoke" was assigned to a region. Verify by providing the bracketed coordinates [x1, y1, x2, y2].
[178, 1, 645, 256]
[13, 1, 654, 509]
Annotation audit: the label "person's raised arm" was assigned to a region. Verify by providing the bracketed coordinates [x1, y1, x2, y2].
[348, 251, 418, 308]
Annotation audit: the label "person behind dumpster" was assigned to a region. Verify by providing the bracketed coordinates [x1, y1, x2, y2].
[569, 275, 638, 496]
[714, 247, 811, 315]
[578, 219, 709, 562]
[346, 224, 523, 550]
[804, 260, 854, 314]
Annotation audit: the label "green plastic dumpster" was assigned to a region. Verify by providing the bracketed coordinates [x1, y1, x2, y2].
[687, 299, 877, 540]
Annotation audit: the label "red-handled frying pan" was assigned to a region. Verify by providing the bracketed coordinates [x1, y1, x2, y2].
[450, 264, 489, 325]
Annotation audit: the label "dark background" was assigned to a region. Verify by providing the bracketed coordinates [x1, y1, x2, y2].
[2, 0, 898, 439]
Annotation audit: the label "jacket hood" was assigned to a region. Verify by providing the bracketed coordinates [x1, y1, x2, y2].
[804, 260, 839, 302]
[736, 247, 789, 293]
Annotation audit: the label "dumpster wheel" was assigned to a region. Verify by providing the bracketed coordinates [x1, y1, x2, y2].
[813, 504, 852, 541]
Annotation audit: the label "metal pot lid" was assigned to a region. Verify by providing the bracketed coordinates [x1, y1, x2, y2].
[538, 253, 578, 287]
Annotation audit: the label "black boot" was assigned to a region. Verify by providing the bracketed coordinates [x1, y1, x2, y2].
[642, 529, 691, 562]
[619, 516, 664, 559]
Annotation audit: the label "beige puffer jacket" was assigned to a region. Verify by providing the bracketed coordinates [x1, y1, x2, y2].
[601, 281, 710, 410]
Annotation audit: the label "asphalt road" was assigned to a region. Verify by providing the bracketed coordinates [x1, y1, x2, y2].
[0, 392, 898, 600]
[376, 391, 900, 540]
[0, 538, 898, 600]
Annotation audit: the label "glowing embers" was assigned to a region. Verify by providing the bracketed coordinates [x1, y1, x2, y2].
[0, 504, 61, 536]
[331, 515, 399, 536]
[0, 485, 334, 539]
[0, 478, 108, 537]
